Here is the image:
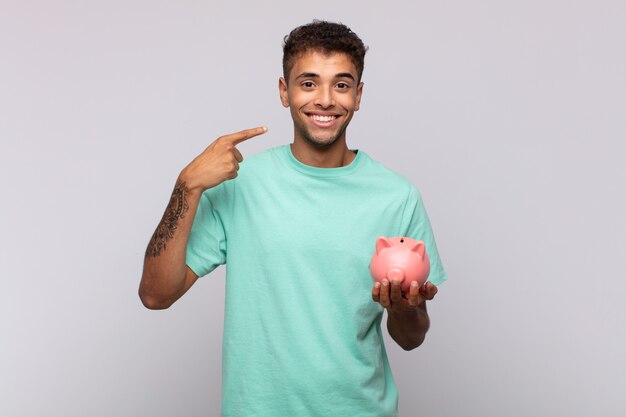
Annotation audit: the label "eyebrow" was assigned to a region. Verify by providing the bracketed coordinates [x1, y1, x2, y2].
[295, 72, 356, 81]
[335, 72, 356, 81]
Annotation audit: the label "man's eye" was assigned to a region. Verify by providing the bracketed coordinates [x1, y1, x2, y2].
[337, 82, 349, 89]
[303, 82, 314, 88]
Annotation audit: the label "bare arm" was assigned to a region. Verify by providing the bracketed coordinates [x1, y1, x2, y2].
[139, 180, 202, 309]
[138, 127, 268, 309]
[372, 280, 438, 350]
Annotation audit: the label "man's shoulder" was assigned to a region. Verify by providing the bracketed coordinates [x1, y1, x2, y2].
[240, 145, 285, 170]
[359, 150, 415, 190]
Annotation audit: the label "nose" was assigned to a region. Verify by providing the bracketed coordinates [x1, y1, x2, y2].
[314, 87, 335, 108]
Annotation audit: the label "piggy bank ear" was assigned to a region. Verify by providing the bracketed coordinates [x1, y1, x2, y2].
[375, 236, 393, 254]
[409, 240, 426, 258]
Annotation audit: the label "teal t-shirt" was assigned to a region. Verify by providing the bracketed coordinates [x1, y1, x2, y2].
[186, 145, 447, 417]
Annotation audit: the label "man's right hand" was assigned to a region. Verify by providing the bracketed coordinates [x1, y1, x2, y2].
[139, 126, 267, 309]
[179, 126, 268, 194]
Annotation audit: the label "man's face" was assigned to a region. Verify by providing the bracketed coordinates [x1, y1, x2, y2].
[279, 51, 363, 148]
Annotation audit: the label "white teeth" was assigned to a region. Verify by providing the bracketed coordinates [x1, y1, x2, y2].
[310, 114, 337, 122]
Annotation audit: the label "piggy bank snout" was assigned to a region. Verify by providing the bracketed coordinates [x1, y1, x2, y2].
[386, 268, 405, 282]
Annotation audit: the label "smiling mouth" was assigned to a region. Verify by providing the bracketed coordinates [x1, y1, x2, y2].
[307, 114, 338, 124]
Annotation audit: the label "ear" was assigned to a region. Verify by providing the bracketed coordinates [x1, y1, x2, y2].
[410, 240, 426, 258]
[279, 77, 290, 108]
[354, 81, 364, 111]
[375, 236, 393, 255]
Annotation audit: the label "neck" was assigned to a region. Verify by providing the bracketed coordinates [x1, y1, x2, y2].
[290, 137, 356, 168]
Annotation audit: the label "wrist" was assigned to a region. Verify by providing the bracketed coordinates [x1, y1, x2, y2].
[177, 169, 205, 198]
[388, 306, 419, 321]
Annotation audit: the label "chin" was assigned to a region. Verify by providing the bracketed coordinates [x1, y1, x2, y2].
[299, 127, 346, 149]
[303, 135, 339, 149]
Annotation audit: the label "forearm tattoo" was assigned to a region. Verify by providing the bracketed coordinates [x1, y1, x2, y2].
[145, 180, 190, 258]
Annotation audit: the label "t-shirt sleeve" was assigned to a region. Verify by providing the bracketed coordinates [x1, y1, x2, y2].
[400, 185, 448, 286]
[185, 185, 228, 278]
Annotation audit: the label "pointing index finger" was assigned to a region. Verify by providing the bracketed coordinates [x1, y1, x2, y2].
[227, 126, 268, 145]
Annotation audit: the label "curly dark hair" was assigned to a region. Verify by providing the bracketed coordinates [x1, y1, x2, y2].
[282, 20, 368, 83]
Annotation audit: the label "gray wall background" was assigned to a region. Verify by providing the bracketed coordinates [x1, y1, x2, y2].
[2, 1, 625, 416]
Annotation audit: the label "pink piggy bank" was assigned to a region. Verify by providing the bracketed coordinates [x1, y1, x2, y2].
[370, 236, 431, 297]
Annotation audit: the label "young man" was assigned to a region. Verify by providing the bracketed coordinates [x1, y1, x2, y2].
[140, 21, 446, 417]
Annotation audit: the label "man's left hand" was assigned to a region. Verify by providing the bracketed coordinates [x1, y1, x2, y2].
[372, 280, 438, 312]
